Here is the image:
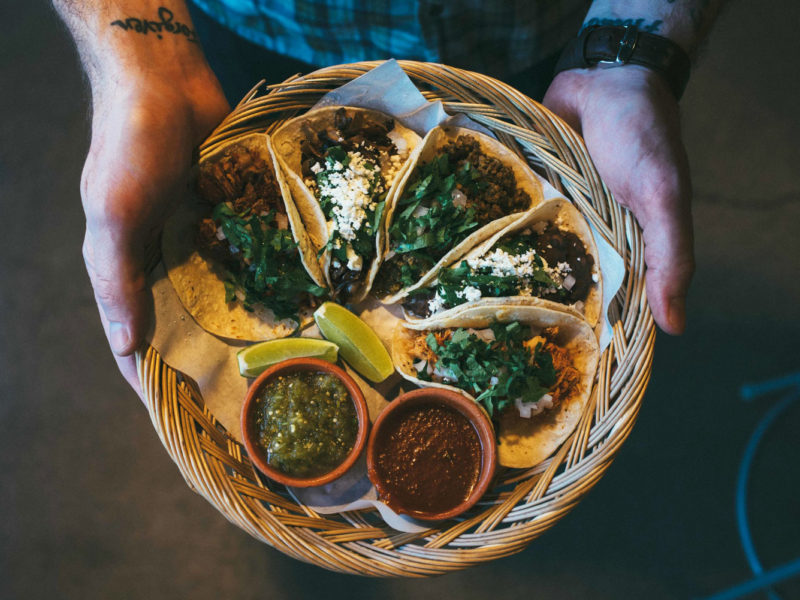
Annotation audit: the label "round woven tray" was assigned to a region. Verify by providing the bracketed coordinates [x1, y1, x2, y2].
[138, 61, 654, 577]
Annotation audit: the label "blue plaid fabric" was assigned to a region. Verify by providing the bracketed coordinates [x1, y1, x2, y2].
[190, 0, 590, 79]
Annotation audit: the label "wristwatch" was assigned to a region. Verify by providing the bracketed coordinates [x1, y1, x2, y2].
[553, 25, 692, 100]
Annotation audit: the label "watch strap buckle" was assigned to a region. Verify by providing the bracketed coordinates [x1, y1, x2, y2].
[597, 25, 639, 66]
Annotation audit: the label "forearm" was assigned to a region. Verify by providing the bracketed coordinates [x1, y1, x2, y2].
[52, 0, 212, 100]
[583, 0, 725, 56]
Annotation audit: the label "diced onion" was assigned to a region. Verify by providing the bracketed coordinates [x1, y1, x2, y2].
[515, 397, 533, 419]
[515, 394, 554, 419]
[387, 129, 408, 154]
[451, 188, 467, 208]
[413, 359, 427, 373]
[412, 205, 430, 218]
[215, 226, 226, 241]
[563, 274, 576, 291]
[467, 328, 496, 342]
[433, 365, 457, 381]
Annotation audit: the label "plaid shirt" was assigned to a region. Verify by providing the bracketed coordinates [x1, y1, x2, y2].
[191, 0, 590, 79]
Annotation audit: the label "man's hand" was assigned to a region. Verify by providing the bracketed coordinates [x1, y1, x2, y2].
[53, 1, 230, 397]
[81, 71, 229, 396]
[543, 65, 694, 334]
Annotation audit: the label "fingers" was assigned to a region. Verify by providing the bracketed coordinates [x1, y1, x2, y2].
[91, 276, 146, 401]
[544, 68, 696, 334]
[83, 228, 151, 356]
[626, 144, 695, 335]
[641, 201, 695, 334]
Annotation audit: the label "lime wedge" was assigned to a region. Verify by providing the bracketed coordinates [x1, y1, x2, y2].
[314, 302, 394, 383]
[237, 338, 339, 378]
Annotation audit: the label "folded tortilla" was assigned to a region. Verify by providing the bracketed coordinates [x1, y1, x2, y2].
[392, 304, 599, 468]
[403, 197, 603, 327]
[271, 106, 422, 303]
[162, 133, 326, 341]
[377, 126, 544, 304]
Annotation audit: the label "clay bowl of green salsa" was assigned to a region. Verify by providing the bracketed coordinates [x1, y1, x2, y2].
[241, 357, 369, 487]
[366, 388, 496, 521]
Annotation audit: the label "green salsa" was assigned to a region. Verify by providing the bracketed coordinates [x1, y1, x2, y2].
[255, 370, 358, 478]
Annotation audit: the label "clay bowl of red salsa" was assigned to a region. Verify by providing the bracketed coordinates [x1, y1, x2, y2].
[367, 388, 496, 521]
[241, 357, 369, 488]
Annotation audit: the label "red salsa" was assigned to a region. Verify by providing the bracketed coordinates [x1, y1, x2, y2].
[372, 403, 483, 515]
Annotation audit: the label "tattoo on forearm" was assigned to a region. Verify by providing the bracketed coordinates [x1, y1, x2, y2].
[582, 17, 663, 33]
[110, 7, 197, 43]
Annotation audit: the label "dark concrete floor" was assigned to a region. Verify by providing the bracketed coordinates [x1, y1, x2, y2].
[2, 1, 799, 599]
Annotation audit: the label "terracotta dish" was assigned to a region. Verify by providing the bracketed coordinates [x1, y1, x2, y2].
[241, 358, 369, 487]
[367, 388, 496, 521]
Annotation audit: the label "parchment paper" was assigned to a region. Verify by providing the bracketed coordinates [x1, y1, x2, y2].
[147, 59, 624, 532]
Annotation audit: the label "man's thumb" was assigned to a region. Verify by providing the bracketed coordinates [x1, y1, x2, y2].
[83, 231, 150, 356]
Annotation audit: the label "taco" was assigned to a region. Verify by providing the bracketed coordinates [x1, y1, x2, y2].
[162, 133, 328, 341]
[401, 197, 602, 327]
[271, 107, 422, 302]
[392, 304, 599, 468]
[372, 126, 544, 303]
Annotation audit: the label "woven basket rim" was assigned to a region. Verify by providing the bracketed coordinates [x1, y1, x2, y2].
[139, 60, 654, 577]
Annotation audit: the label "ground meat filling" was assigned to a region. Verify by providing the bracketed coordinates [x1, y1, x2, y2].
[402, 292, 436, 318]
[536, 226, 594, 303]
[194, 149, 287, 274]
[299, 108, 397, 181]
[440, 136, 530, 223]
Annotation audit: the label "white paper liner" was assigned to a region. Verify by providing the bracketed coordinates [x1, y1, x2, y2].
[146, 59, 624, 532]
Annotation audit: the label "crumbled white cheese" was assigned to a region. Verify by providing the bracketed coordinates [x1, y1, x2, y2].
[314, 151, 381, 242]
[467, 248, 540, 278]
[456, 286, 482, 302]
[427, 292, 447, 314]
[465, 243, 573, 290]
[384, 154, 404, 188]
[346, 245, 363, 271]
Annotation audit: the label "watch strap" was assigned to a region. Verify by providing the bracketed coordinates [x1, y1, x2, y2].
[554, 25, 692, 100]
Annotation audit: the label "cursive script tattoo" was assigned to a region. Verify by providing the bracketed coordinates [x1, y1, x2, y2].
[582, 17, 663, 33]
[110, 7, 197, 43]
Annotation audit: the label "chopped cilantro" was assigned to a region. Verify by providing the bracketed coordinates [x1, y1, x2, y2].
[418, 322, 557, 417]
[388, 154, 482, 264]
[210, 202, 327, 321]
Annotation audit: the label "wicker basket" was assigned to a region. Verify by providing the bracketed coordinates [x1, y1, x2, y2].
[138, 61, 654, 577]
